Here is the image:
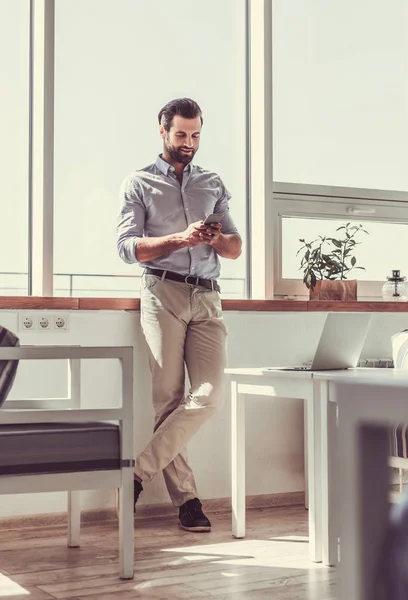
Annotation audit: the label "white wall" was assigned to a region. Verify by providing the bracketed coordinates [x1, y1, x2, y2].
[0, 308, 407, 518]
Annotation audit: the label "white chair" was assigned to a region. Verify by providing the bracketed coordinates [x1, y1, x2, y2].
[0, 345, 135, 579]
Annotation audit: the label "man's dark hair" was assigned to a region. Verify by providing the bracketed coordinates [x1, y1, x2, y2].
[158, 98, 203, 132]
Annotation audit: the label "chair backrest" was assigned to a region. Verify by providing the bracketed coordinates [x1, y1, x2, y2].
[392, 330, 408, 370]
[0, 326, 20, 407]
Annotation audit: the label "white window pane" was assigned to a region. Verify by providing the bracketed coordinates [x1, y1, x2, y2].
[0, 0, 29, 295]
[54, 0, 247, 298]
[282, 217, 408, 282]
[273, 0, 408, 191]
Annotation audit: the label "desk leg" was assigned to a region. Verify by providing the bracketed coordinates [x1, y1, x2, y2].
[307, 382, 322, 563]
[231, 380, 245, 538]
[320, 381, 338, 566]
[303, 399, 309, 509]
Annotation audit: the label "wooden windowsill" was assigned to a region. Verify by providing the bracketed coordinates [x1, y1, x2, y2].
[0, 296, 408, 312]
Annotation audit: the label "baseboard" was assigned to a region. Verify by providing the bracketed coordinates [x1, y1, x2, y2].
[0, 507, 114, 531]
[0, 491, 305, 531]
[137, 491, 305, 519]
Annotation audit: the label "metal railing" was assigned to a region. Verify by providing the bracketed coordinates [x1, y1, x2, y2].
[0, 271, 246, 299]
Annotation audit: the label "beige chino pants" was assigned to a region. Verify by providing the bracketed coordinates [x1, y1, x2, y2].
[135, 273, 227, 507]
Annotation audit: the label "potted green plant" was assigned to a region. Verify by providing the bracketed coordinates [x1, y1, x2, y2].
[297, 223, 369, 300]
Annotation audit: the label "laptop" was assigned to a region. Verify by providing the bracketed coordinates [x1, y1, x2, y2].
[264, 313, 372, 372]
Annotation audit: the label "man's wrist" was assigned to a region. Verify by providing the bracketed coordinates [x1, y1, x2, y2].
[211, 232, 224, 250]
[171, 233, 189, 249]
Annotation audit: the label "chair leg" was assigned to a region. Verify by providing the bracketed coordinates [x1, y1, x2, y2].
[119, 469, 134, 579]
[67, 491, 81, 548]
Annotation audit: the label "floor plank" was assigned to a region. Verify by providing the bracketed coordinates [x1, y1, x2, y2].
[0, 506, 336, 600]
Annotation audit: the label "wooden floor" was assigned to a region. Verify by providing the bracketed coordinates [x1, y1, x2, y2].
[0, 505, 336, 600]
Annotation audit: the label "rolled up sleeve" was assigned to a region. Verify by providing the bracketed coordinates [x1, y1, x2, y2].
[116, 175, 146, 264]
[214, 179, 239, 235]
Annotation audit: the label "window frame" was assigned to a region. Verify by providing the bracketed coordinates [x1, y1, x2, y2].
[28, 0, 54, 296]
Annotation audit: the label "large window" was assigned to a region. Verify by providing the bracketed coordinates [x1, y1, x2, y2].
[53, 0, 247, 298]
[272, 0, 408, 298]
[272, 0, 408, 190]
[0, 0, 30, 295]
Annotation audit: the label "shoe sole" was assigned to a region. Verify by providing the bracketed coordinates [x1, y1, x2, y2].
[179, 523, 211, 532]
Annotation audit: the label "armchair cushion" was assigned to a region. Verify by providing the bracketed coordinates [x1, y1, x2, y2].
[0, 422, 120, 475]
[0, 326, 19, 407]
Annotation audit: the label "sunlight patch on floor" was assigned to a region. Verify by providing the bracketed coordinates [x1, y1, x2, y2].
[0, 574, 30, 597]
[161, 536, 328, 571]
[181, 554, 222, 562]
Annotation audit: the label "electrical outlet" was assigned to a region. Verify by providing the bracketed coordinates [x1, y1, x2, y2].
[38, 315, 51, 330]
[19, 314, 37, 331]
[53, 314, 69, 331]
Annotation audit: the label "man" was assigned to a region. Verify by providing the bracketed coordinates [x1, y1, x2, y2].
[117, 98, 241, 532]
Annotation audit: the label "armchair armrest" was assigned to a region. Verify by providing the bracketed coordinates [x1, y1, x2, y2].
[0, 407, 126, 424]
[0, 345, 133, 361]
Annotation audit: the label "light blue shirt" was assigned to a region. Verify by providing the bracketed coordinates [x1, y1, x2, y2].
[117, 155, 239, 279]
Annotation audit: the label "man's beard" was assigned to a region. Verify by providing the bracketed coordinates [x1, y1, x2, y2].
[165, 139, 197, 164]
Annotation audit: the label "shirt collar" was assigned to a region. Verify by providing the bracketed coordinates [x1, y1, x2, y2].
[155, 154, 192, 177]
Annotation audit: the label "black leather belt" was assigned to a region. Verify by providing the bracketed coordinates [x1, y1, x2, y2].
[144, 268, 220, 293]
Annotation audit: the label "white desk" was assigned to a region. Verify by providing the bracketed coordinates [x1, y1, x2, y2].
[225, 368, 322, 563]
[315, 369, 408, 600]
[225, 367, 387, 568]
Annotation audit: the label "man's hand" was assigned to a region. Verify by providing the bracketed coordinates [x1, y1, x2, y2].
[201, 224, 242, 259]
[181, 221, 208, 247]
[197, 223, 222, 246]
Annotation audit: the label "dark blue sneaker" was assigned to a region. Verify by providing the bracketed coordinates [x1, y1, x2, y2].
[179, 498, 211, 532]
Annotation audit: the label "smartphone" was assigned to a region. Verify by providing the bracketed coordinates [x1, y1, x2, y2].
[203, 213, 224, 225]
